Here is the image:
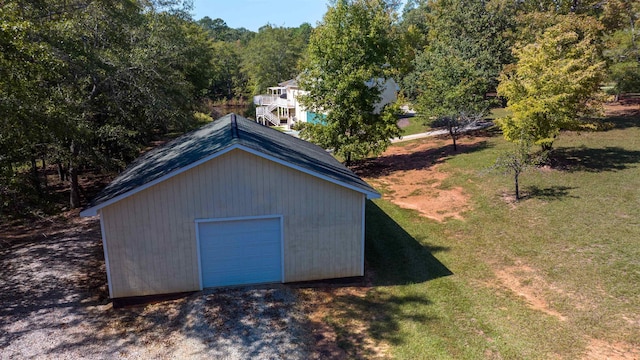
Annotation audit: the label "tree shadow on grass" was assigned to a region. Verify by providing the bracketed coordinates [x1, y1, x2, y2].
[521, 185, 579, 201]
[352, 141, 492, 179]
[471, 124, 504, 138]
[329, 291, 438, 356]
[549, 146, 640, 172]
[605, 114, 640, 129]
[314, 201, 452, 356]
[365, 201, 452, 286]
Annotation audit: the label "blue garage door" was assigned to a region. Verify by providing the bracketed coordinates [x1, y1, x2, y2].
[198, 217, 282, 288]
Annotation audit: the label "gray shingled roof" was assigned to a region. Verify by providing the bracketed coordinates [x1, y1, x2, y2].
[82, 114, 379, 215]
[278, 78, 298, 88]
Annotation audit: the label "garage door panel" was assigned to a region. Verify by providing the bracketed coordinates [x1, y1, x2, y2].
[198, 217, 282, 288]
[200, 237, 280, 251]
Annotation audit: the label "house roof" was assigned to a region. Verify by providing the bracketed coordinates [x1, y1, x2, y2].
[80, 114, 379, 217]
[278, 79, 298, 88]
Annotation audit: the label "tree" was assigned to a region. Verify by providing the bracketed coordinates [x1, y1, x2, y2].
[414, 47, 492, 151]
[241, 25, 308, 95]
[54, 4, 214, 207]
[0, 2, 60, 194]
[0, 0, 215, 210]
[197, 16, 254, 43]
[605, 29, 640, 99]
[198, 16, 232, 41]
[438, 0, 515, 87]
[395, 0, 432, 77]
[497, 15, 605, 150]
[404, 0, 513, 150]
[208, 40, 247, 101]
[510, 0, 604, 16]
[602, 1, 640, 98]
[298, 0, 401, 165]
[492, 138, 544, 201]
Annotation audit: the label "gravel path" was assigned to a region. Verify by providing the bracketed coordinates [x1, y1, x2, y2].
[0, 216, 311, 359]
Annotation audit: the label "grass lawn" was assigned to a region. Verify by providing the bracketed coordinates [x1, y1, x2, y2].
[400, 116, 431, 136]
[331, 113, 640, 358]
[486, 107, 512, 120]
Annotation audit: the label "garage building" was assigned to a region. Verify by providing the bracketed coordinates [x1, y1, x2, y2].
[80, 114, 380, 298]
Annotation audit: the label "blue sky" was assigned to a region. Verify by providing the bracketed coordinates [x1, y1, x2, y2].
[191, 0, 332, 31]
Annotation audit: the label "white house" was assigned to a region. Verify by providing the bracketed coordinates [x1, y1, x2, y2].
[254, 78, 399, 129]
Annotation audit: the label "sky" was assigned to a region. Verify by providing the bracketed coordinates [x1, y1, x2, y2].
[191, 0, 332, 31]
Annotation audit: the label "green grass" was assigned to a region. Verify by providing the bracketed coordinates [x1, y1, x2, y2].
[487, 107, 512, 120]
[333, 116, 640, 358]
[401, 116, 431, 136]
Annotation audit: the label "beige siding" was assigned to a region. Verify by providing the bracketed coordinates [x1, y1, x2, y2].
[101, 149, 364, 297]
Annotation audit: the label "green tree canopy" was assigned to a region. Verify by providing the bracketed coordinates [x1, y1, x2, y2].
[402, 0, 515, 100]
[197, 16, 254, 43]
[241, 25, 309, 95]
[605, 29, 640, 96]
[298, 0, 401, 164]
[0, 0, 215, 209]
[497, 15, 606, 150]
[208, 40, 248, 101]
[414, 46, 492, 150]
[602, 1, 640, 97]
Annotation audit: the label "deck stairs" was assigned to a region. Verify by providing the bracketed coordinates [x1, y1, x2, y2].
[257, 102, 280, 126]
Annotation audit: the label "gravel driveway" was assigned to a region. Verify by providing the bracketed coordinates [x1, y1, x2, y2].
[0, 215, 311, 359]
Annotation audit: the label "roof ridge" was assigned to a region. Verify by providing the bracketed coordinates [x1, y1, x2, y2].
[80, 113, 379, 217]
[230, 113, 238, 139]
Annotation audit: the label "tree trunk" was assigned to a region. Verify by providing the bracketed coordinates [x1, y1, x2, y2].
[514, 171, 520, 200]
[57, 161, 66, 181]
[41, 156, 47, 188]
[449, 126, 457, 152]
[30, 156, 42, 197]
[345, 152, 352, 167]
[69, 142, 81, 209]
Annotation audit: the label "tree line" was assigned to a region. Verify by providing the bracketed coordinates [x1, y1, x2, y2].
[0, 0, 312, 217]
[1, 0, 638, 217]
[297, 0, 637, 166]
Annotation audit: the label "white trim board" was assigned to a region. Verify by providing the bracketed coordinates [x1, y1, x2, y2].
[361, 195, 366, 276]
[81, 144, 379, 217]
[98, 212, 114, 298]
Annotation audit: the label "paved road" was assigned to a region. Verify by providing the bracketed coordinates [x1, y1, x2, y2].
[391, 121, 494, 143]
[283, 121, 494, 143]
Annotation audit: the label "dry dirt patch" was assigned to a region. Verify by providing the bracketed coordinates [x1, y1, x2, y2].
[374, 167, 469, 222]
[585, 338, 640, 360]
[604, 97, 640, 117]
[488, 261, 640, 360]
[492, 264, 568, 321]
[353, 136, 487, 222]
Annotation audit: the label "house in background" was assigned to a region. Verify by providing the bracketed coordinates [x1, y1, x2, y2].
[80, 114, 379, 299]
[254, 77, 399, 129]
